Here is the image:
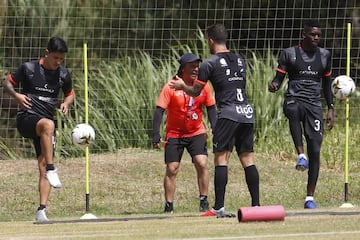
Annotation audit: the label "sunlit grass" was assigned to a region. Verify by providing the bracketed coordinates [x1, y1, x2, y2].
[1, 149, 360, 221]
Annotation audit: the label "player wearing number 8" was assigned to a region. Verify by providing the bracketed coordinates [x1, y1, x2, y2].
[268, 20, 334, 209]
[169, 23, 260, 217]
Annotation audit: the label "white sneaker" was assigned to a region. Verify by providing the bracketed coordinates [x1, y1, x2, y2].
[46, 169, 62, 188]
[36, 209, 49, 222]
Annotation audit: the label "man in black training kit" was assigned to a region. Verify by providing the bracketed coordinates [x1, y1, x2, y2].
[269, 20, 334, 209]
[169, 23, 260, 217]
[3, 36, 74, 221]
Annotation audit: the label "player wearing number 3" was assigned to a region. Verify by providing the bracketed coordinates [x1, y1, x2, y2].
[169, 23, 260, 217]
[268, 20, 334, 209]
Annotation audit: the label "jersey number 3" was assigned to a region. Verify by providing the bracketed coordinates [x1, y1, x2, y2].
[314, 119, 321, 132]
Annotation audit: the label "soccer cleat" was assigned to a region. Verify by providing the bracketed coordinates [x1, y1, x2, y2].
[36, 209, 49, 222]
[164, 202, 173, 213]
[304, 200, 318, 209]
[46, 169, 62, 188]
[295, 155, 308, 171]
[200, 207, 225, 217]
[199, 198, 209, 212]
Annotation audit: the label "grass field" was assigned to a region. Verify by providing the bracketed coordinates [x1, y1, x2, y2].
[1, 149, 360, 239]
[1, 211, 360, 240]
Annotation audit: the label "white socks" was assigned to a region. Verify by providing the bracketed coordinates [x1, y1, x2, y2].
[305, 196, 314, 202]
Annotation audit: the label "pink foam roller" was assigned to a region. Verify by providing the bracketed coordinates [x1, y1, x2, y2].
[237, 205, 285, 222]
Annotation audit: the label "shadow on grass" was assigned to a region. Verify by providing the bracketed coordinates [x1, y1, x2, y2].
[286, 210, 360, 217]
[34, 215, 171, 225]
[34, 209, 360, 225]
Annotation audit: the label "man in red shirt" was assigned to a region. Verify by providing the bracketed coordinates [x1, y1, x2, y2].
[152, 53, 216, 213]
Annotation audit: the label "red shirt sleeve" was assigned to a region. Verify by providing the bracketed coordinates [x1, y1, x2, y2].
[156, 83, 172, 109]
[203, 83, 215, 107]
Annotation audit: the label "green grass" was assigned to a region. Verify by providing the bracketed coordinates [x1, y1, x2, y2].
[1, 213, 360, 240]
[1, 150, 360, 239]
[1, 34, 360, 239]
[1, 149, 360, 219]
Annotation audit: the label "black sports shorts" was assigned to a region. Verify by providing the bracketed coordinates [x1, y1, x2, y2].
[164, 134, 208, 163]
[283, 98, 323, 146]
[212, 118, 254, 155]
[16, 112, 56, 157]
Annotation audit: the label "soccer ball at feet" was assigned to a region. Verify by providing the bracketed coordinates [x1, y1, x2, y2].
[331, 75, 356, 100]
[72, 123, 95, 148]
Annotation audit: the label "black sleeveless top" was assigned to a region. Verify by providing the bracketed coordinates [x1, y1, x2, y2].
[285, 46, 327, 106]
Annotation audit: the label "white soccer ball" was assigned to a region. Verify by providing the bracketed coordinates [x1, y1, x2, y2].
[71, 123, 95, 148]
[331, 75, 356, 100]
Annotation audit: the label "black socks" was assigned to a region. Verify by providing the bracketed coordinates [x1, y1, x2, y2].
[214, 166, 228, 210]
[37, 204, 46, 211]
[244, 165, 260, 206]
[46, 164, 55, 171]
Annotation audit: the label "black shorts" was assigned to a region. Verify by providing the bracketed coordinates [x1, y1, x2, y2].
[283, 98, 323, 144]
[212, 118, 254, 155]
[16, 112, 56, 157]
[164, 134, 208, 163]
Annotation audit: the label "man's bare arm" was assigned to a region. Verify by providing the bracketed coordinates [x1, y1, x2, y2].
[2, 75, 17, 98]
[168, 76, 204, 97]
[2, 75, 32, 109]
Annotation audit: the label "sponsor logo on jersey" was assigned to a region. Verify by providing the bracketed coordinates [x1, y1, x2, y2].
[225, 69, 244, 81]
[38, 96, 52, 102]
[228, 76, 244, 81]
[227, 71, 244, 81]
[220, 58, 228, 67]
[35, 84, 55, 93]
[235, 104, 253, 118]
[299, 65, 318, 75]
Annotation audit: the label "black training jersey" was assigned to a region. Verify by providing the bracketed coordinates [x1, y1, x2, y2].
[198, 52, 254, 123]
[277, 45, 331, 106]
[9, 59, 73, 119]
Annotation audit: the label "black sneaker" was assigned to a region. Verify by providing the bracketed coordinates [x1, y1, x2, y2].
[199, 198, 209, 212]
[164, 202, 173, 213]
